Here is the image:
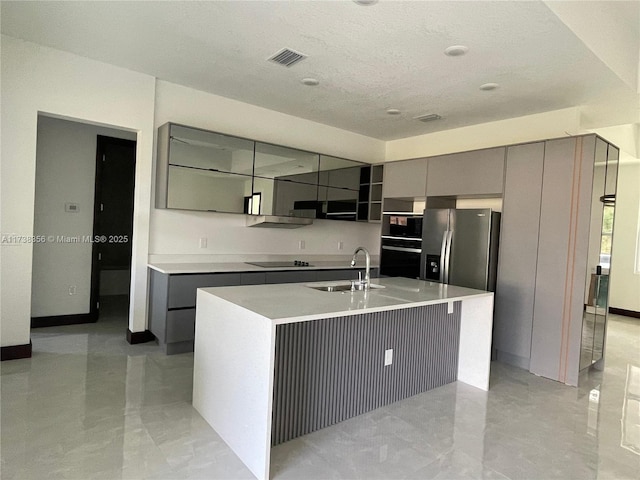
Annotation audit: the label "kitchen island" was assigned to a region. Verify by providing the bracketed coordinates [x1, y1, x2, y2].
[193, 277, 494, 480]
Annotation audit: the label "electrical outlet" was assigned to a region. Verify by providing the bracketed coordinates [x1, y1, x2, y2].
[64, 202, 79, 213]
[199, 237, 208, 249]
[68, 285, 76, 296]
[298, 240, 305, 250]
[337, 241, 344, 250]
[384, 348, 393, 366]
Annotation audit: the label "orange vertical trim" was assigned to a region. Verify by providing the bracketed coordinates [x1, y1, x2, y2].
[558, 138, 583, 382]
[563, 139, 583, 382]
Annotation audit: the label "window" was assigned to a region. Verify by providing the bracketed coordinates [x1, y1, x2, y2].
[599, 205, 614, 269]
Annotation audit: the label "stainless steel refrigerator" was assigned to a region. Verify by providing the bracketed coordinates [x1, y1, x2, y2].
[420, 208, 500, 291]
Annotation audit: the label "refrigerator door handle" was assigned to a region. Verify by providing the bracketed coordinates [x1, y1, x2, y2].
[444, 230, 453, 284]
[439, 230, 448, 283]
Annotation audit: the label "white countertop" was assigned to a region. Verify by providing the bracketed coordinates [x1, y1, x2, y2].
[149, 260, 380, 274]
[198, 277, 492, 324]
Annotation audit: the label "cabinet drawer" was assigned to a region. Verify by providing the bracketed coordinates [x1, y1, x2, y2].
[315, 269, 358, 281]
[166, 309, 196, 343]
[265, 271, 317, 284]
[241, 272, 267, 285]
[168, 273, 242, 308]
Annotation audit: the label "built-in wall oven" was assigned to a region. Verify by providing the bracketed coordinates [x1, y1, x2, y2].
[380, 213, 423, 279]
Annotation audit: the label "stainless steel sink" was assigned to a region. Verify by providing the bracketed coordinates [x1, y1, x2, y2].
[308, 283, 385, 292]
[309, 284, 354, 292]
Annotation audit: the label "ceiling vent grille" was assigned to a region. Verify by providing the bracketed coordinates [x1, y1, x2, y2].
[414, 113, 442, 123]
[268, 48, 307, 67]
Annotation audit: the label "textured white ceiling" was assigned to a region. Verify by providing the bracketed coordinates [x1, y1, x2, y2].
[1, 0, 638, 140]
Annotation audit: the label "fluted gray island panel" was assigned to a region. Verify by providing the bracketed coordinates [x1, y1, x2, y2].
[272, 302, 461, 445]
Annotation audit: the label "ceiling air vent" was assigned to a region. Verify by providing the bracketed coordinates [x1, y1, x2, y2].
[268, 48, 307, 67]
[414, 113, 442, 123]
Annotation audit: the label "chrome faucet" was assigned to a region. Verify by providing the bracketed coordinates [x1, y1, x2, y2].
[350, 246, 371, 290]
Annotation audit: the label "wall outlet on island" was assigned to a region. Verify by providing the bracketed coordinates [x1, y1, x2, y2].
[298, 240, 305, 250]
[199, 237, 208, 249]
[384, 348, 393, 366]
[68, 285, 76, 296]
[337, 241, 344, 250]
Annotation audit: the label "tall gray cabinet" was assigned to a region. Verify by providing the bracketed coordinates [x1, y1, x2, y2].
[493, 142, 544, 370]
[494, 135, 619, 386]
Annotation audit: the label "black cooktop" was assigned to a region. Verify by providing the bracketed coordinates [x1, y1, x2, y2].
[245, 261, 314, 268]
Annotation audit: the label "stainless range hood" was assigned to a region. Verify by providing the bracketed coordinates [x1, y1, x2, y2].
[246, 215, 313, 229]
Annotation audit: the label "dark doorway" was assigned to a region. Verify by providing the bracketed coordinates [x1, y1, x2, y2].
[91, 136, 137, 320]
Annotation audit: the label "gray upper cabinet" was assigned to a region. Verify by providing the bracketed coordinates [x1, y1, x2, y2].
[156, 123, 254, 213]
[318, 155, 361, 221]
[426, 147, 505, 197]
[319, 155, 361, 190]
[270, 175, 319, 217]
[156, 123, 378, 222]
[168, 125, 254, 174]
[248, 142, 321, 217]
[383, 158, 428, 199]
[253, 143, 320, 180]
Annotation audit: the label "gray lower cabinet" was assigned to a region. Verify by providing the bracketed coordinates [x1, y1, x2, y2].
[168, 273, 241, 308]
[314, 268, 379, 281]
[240, 272, 267, 285]
[265, 270, 318, 284]
[317, 269, 360, 281]
[149, 271, 241, 355]
[148, 267, 379, 354]
[166, 309, 197, 344]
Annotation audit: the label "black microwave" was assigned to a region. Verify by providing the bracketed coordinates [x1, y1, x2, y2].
[382, 213, 423, 239]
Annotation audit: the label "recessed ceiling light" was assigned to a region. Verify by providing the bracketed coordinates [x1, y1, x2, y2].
[444, 45, 469, 57]
[353, 0, 378, 5]
[479, 83, 499, 91]
[386, 108, 401, 115]
[301, 78, 319, 86]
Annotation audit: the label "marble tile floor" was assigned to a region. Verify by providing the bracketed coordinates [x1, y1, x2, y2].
[1, 296, 639, 480]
